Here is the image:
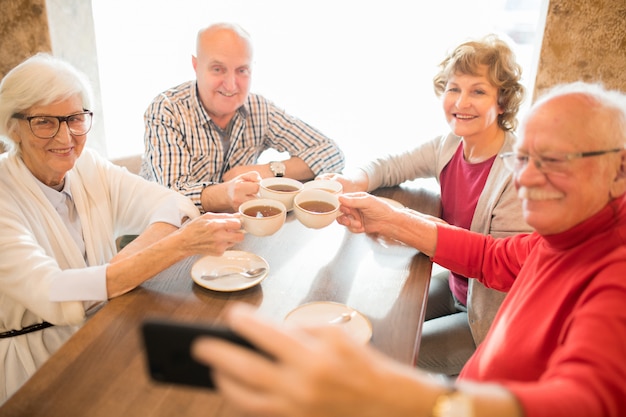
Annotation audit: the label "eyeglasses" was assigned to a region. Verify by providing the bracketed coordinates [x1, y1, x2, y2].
[500, 148, 624, 175]
[12, 111, 93, 139]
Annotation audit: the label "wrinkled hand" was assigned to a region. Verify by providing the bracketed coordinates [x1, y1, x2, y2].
[192, 303, 425, 417]
[224, 171, 262, 211]
[178, 212, 245, 256]
[336, 192, 398, 235]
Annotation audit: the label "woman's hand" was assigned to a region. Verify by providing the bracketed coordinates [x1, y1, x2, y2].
[316, 169, 369, 193]
[177, 212, 245, 256]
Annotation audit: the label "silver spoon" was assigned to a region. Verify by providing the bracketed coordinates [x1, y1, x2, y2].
[328, 310, 356, 324]
[200, 267, 267, 281]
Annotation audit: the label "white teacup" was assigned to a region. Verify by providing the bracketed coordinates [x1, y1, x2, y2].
[302, 179, 343, 194]
[293, 189, 340, 229]
[259, 177, 304, 211]
[239, 198, 286, 236]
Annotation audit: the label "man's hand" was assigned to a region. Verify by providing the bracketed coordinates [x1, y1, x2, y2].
[201, 171, 261, 212]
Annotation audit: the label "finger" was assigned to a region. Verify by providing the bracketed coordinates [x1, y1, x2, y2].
[199, 212, 240, 221]
[212, 371, 289, 417]
[192, 337, 279, 393]
[208, 215, 242, 232]
[337, 192, 371, 208]
[239, 170, 262, 182]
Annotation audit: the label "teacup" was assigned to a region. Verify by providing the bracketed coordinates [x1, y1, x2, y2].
[259, 177, 304, 211]
[293, 189, 340, 229]
[239, 198, 287, 236]
[302, 179, 343, 194]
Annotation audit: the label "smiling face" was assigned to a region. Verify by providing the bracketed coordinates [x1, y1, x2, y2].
[514, 94, 625, 235]
[14, 95, 87, 187]
[442, 67, 503, 143]
[192, 27, 252, 128]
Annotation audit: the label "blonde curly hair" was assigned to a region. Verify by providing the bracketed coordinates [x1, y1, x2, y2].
[433, 34, 525, 132]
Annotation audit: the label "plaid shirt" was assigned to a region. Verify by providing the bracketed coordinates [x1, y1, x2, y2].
[142, 81, 345, 211]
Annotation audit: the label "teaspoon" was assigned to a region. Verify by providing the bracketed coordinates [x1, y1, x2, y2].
[200, 267, 267, 281]
[328, 310, 357, 324]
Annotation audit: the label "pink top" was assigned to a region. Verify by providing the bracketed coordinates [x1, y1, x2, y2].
[439, 144, 495, 304]
[434, 196, 626, 417]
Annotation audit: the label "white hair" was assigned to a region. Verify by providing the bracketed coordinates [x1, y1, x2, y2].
[0, 53, 93, 154]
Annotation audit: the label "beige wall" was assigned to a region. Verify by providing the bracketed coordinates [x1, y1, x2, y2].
[534, 0, 626, 99]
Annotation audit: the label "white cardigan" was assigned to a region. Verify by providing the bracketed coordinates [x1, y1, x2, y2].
[0, 148, 198, 402]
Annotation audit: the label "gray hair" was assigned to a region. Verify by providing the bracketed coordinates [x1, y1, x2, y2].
[526, 82, 626, 149]
[195, 22, 253, 58]
[0, 53, 93, 154]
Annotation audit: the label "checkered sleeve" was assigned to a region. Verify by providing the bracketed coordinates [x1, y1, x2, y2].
[143, 87, 211, 211]
[250, 96, 346, 175]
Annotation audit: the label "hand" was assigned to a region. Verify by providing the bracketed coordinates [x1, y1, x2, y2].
[317, 171, 368, 193]
[191, 303, 429, 417]
[223, 164, 271, 182]
[336, 192, 398, 235]
[202, 171, 261, 212]
[177, 212, 245, 256]
[226, 171, 262, 211]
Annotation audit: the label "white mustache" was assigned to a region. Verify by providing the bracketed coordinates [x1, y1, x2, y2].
[518, 186, 565, 201]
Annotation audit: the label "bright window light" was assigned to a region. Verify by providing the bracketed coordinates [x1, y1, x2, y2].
[92, 0, 543, 169]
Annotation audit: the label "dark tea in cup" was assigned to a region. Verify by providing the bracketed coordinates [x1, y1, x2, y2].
[265, 184, 300, 192]
[239, 199, 286, 236]
[298, 200, 336, 214]
[243, 205, 283, 218]
[293, 189, 340, 229]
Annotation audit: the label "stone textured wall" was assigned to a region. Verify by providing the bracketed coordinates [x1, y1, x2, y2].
[0, 0, 51, 80]
[0, 0, 106, 155]
[534, 0, 626, 99]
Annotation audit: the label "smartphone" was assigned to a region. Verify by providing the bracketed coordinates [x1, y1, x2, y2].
[141, 319, 258, 389]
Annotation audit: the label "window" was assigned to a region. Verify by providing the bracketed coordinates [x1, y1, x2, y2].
[91, 0, 545, 168]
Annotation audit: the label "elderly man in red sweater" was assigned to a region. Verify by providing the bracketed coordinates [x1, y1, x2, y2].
[192, 81, 626, 417]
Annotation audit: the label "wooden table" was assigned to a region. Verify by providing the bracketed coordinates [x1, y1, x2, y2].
[0, 184, 440, 417]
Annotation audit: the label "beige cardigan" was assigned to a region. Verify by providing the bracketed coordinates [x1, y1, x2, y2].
[362, 131, 533, 345]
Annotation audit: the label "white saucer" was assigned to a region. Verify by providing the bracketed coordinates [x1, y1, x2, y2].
[284, 302, 372, 344]
[191, 250, 269, 292]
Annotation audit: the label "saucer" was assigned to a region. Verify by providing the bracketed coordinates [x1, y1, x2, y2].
[191, 250, 269, 292]
[284, 302, 372, 344]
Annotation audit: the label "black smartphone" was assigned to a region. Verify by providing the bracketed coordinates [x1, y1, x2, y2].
[141, 319, 258, 389]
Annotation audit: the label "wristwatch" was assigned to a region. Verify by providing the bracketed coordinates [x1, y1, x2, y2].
[432, 389, 473, 417]
[269, 161, 286, 177]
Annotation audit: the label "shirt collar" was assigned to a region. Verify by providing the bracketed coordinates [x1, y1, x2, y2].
[37, 175, 73, 207]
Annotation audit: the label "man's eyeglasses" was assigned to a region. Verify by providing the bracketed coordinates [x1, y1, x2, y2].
[12, 111, 93, 139]
[500, 148, 624, 175]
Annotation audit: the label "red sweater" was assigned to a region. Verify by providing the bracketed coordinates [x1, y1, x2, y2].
[433, 196, 626, 417]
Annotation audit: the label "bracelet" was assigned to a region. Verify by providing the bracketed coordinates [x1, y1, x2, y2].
[431, 386, 474, 417]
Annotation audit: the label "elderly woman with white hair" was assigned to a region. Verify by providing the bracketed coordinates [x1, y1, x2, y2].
[0, 53, 245, 403]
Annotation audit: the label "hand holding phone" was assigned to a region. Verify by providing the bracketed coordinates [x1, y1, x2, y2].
[141, 319, 260, 389]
